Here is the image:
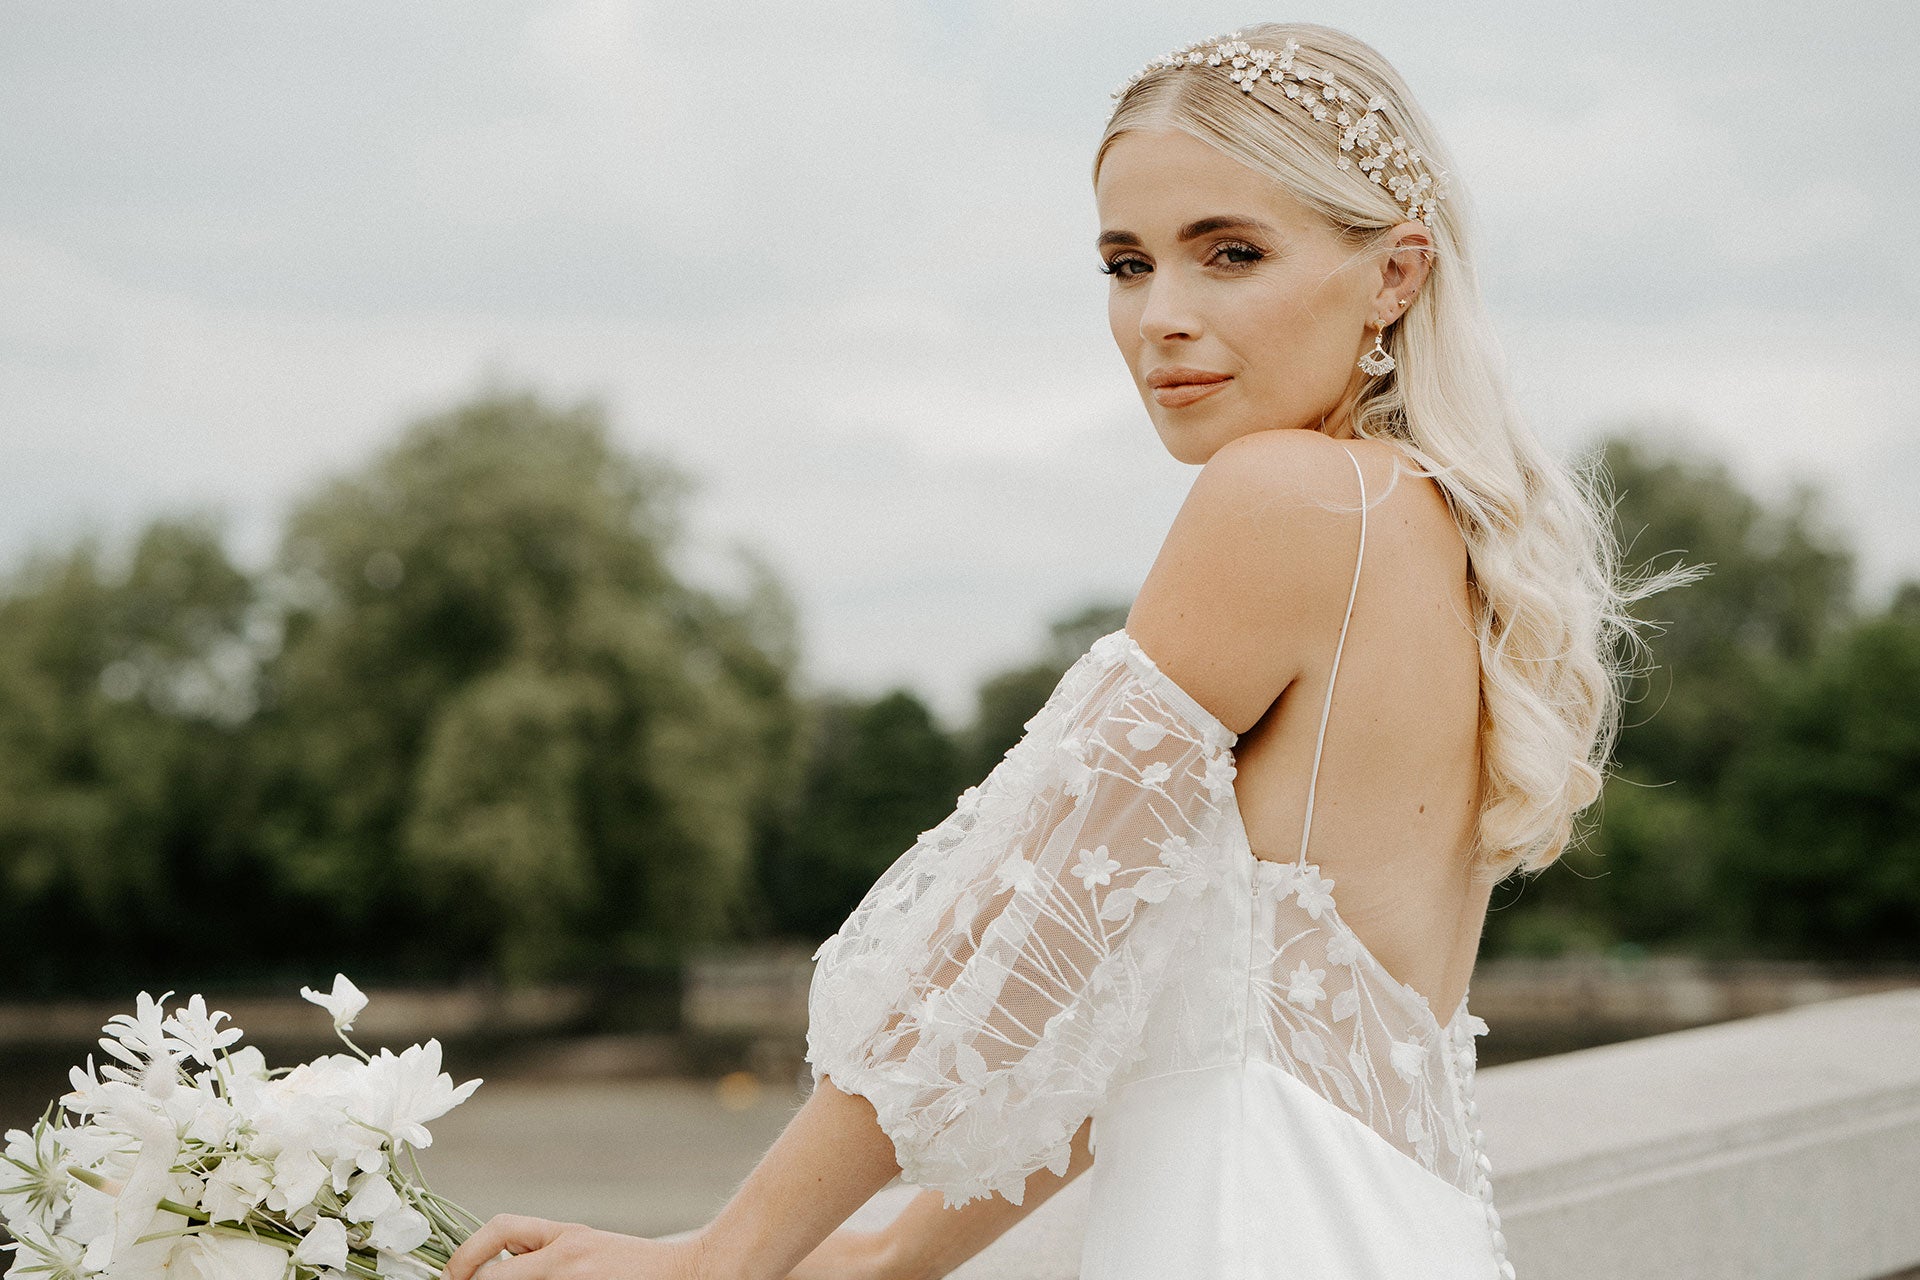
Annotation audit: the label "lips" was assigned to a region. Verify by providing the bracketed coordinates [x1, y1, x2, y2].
[1152, 379, 1230, 408]
[1146, 366, 1230, 390]
[1146, 366, 1232, 408]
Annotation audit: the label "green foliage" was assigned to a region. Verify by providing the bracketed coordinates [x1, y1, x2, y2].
[1484, 424, 1915, 963]
[0, 388, 805, 993]
[755, 688, 966, 941]
[1595, 430, 1855, 791]
[1712, 611, 1920, 959]
[246, 389, 802, 982]
[0, 515, 266, 991]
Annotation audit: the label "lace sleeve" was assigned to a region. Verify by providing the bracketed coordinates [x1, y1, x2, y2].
[803, 629, 1240, 1209]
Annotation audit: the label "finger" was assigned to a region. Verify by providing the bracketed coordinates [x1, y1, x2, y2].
[444, 1215, 567, 1280]
[469, 1243, 562, 1280]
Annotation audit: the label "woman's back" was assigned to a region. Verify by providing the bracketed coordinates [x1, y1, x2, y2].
[1231, 437, 1489, 1024]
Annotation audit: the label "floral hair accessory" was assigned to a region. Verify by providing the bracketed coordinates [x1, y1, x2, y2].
[1109, 32, 1451, 227]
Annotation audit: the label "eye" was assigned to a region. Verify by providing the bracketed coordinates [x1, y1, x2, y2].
[1208, 240, 1266, 268]
[1099, 240, 1267, 279]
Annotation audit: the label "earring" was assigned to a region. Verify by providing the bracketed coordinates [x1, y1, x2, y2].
[1357, 324, 1396, 377]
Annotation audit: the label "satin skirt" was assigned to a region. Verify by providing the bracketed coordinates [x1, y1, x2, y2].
[1080, 1059, 1500, 1279]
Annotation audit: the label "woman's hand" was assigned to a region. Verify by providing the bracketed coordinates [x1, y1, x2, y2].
[781, 1225, 903, 1280]
[442, 1214, 704, 1280]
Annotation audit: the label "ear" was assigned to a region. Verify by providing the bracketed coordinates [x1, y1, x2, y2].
[1369, 221, 1434, 325]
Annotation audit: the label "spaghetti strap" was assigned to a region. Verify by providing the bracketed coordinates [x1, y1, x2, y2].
[1297, 447, 1368, 867]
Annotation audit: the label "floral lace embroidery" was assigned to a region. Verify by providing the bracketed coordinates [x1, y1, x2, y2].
[805, 630, 1238, 1209]
[1246, 853, 1490, 1190]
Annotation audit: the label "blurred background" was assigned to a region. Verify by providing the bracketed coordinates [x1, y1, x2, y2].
[3, 0, 1917, 1253]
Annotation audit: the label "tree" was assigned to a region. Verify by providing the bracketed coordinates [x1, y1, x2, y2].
[1712, 604, 1920, 960]
[0, 515, 262, 994]
[1596, 428, 1855, 792]
[1484, 425, 1859, 958]
[245, 388, 802, 983]
[756, 687, 965, 941]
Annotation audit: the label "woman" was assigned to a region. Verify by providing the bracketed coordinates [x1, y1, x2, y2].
[443, 22, 1698, 1280]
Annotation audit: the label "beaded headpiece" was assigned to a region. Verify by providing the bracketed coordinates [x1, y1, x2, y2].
[1108, 32, 1450, 227]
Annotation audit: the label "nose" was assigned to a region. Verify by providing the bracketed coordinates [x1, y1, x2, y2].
[1137, 269, 1203, 343]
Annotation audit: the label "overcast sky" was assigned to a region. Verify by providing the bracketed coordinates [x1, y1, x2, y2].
[3, 0, 1915, 724]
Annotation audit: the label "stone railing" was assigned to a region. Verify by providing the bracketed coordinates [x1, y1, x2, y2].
[829, 988, 1920, 1280]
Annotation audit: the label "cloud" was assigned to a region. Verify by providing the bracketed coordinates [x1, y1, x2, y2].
[1, 0, 1915, 717]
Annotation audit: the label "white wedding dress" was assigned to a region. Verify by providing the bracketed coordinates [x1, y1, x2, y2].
[805, 451, 1515, 1277]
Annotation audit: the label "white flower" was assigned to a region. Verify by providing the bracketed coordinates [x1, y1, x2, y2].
[1389, 1038, 1430, 1084]
[1203, 752, 1237, 800]
[1293, 866, 1337, 919]
[97, 991, 175, 1081]
[200, 1156, 271, 1224]
[992, 856, 1039, 897]
[1138, 761, 1173, 788]
[1284, 961, 1327, 1010]
[169, 1234, 292, 1280]
[162, 995, 243, 1067]
[0, 1118, 69, 1230]
[345, 1171, 433, 1253]
[97, 1205, 190, 1279]
[85, 1086, 184, 1264]
[292, 1217, 348, 1271]
[349, 1041, 482, 1150]
[1326, 930, 1362, 967]
[1, 1218, 89, 1280]
[1072, 845, 1121, 892]
[300, 975, 368, 1033]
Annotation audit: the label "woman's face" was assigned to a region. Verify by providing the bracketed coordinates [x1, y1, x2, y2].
[1094, 126, 1393, 464]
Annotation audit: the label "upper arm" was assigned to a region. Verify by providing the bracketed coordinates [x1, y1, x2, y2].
[1125, 430, 1371, 737]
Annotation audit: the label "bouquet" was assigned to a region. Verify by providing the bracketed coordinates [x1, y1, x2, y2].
[0, 976, 482, 1280]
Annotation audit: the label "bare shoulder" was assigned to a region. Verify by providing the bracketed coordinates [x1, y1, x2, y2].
[1203, 429, 1462, 562]
[1126, 429, 1398, 736]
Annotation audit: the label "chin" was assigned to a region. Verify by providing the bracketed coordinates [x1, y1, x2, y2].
[1153, 432, 1211, 467]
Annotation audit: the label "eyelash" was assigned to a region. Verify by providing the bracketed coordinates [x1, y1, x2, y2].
[1098, 240, 1267, 279]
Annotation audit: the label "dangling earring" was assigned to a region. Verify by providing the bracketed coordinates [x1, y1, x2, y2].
[1357, 322, 1396, 377]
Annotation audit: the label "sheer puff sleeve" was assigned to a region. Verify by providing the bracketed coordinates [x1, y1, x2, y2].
[804, 628, 1240, 1209]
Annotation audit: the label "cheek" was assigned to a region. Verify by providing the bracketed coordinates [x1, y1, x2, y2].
[1232, 283, 1346, 382]
[1108, 294, 1140, 356]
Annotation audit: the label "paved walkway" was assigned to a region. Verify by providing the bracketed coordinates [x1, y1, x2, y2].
[415, 1073, 824, 1241]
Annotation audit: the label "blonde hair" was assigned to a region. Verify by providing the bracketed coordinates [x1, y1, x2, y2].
[1097, 22, 1707, 886]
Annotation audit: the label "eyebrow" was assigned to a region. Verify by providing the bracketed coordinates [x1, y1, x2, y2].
[1096, 214, 1282, 249]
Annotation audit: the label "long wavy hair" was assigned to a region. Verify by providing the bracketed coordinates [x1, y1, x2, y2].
[1097, 22, 1706, 886]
